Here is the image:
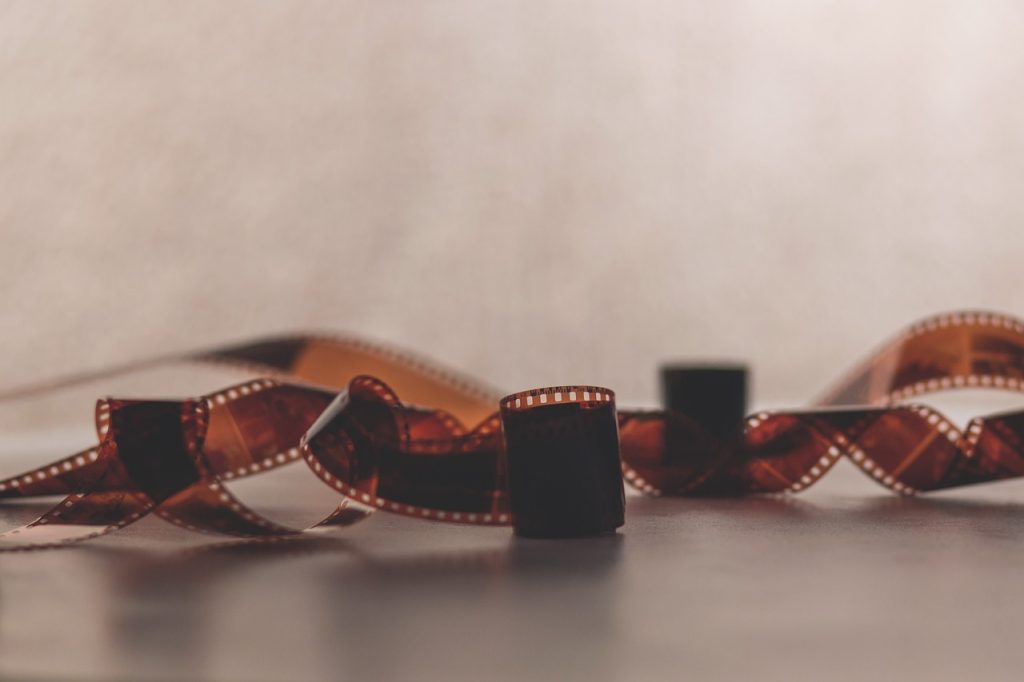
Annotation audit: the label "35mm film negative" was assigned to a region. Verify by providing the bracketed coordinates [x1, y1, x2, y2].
[1, 310, 1024, 550]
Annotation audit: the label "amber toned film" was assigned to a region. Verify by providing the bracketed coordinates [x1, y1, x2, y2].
[1, 311, 1024, 550]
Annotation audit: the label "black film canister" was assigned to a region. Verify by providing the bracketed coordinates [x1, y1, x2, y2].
[500, 386, 625, 538]
[660, 365, 748, 442]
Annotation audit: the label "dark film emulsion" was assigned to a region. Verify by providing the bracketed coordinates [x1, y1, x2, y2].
[500, 387, 625, 538]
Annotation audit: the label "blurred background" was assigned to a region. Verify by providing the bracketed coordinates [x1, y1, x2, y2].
[3, 0, 1024, 408]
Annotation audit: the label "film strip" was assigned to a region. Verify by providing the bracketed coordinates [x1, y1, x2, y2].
[0, 310, 1023, 550]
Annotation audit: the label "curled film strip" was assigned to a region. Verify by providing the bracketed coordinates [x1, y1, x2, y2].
[1, 310, 1024, 550]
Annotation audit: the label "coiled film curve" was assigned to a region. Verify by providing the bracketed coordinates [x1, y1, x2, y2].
[0, 310, 1023, 550]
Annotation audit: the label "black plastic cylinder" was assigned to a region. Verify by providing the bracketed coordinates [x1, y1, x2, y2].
[660, 365, 748, 442]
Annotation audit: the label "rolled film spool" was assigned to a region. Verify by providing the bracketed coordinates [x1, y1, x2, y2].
[500, 386, 624, 538]
[1, 310, 1024, 550]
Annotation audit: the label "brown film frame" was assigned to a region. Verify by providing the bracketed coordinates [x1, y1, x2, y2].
[1, 310, 1024, 550]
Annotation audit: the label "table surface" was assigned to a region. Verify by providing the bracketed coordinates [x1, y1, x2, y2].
[3, 429, 1024, 681]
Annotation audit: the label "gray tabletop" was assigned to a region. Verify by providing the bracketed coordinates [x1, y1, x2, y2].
[2, 452, 1023, 682]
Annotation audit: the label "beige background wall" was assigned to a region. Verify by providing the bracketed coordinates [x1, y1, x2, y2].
[2, 1, 1024, 406]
